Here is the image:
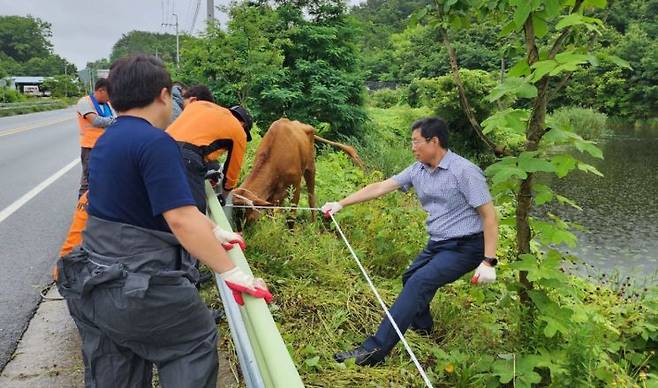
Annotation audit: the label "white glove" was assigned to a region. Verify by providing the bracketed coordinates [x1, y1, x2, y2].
[471, 262, 496, 285]
[220, 266, 272, 305]
[321, 202, 343, 217]
[213, 226, 246, 250]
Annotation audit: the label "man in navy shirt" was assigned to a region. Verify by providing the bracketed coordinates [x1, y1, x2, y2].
[322, 117, 499, 366]
[57, 55, 271, 388]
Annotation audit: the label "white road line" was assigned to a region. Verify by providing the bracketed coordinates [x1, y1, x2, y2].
[0, 158, 80, 224]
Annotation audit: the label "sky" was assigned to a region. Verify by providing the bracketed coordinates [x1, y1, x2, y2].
[0, 0, 364, 70]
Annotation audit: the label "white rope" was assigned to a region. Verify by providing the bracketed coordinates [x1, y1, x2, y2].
[225, 204, 434, 387]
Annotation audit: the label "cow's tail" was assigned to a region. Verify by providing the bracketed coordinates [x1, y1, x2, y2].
[313, 135, 364, 169]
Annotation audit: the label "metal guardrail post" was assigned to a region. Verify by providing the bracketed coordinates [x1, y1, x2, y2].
[205, 183, 304, 388]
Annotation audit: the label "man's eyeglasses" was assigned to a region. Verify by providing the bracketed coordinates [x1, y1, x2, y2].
[411, 138, 430, 146]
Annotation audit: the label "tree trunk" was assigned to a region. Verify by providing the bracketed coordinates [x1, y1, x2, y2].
[440, 27, 503, 156]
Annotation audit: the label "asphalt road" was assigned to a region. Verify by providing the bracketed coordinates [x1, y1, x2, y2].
[0, 108, 80, 371]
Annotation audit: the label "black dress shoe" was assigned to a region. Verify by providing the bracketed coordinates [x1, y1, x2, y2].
[333, 346, 384, 366]
[410, 326, 433, 336]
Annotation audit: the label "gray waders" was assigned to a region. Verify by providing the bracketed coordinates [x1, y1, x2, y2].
[57, 216, 218, 388]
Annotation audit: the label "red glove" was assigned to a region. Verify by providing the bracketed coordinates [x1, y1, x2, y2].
[213, 226, 246, 251]
[220, 267, 273, 305]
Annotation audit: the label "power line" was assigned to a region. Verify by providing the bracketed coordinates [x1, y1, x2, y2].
[190, 0, 201, 34]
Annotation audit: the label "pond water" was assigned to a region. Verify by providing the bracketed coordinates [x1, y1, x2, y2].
[541, 127, 658, 281]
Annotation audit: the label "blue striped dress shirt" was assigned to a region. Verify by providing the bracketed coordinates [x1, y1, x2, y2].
[392, 150, 492, 241]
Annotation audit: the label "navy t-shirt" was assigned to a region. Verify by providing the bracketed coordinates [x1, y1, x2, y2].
[87, 116, 196, 232]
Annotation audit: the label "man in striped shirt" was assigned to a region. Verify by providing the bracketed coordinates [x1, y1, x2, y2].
[322, 117, 499, 366]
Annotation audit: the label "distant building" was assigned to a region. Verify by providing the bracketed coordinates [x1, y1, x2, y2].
[5, 76, 46, 93]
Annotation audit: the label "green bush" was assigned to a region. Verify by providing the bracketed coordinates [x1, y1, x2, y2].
[368, 88, 403, 108]
[355, 105, 432, 177]
[0, 87, 25, 103]
[550, 106, 609, 140]
[407, 70, 498, 154]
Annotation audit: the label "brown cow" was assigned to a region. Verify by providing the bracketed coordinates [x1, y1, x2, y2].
[230, 118, 362, 225]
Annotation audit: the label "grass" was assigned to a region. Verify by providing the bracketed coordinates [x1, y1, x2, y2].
[200, 105, 658, 387]
[0, 98, 73, 117]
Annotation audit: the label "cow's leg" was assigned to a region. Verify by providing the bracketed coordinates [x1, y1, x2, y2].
[304, 166, 316, 221]
[287, 182, 302, 229]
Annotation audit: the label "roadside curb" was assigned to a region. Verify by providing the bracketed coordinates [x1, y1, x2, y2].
[0, 286, 83, 387]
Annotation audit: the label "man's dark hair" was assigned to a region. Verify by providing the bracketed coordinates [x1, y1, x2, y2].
[94, 78, 109, 91]
[183, 85, 215, 103]
[107, 55, 172, 112]
[411, 117, 449, 149]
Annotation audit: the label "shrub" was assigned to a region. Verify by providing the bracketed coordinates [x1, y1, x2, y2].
[368, 88, 403, 108]
[550, 106, 609, 140]
[0, 87, 25, 103]
[354, 105, 432, 177]
[407, 70, 498, 154]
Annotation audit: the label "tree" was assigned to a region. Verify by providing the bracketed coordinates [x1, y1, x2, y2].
[110, 31, 183, 64]
[0, 15, 52, 63]
[85, 58, 111, 70]
[178, 3, 284, 109]
[179, 0, 367, 137]
[41, 75, 83, 97]
[20, 54, 77, 76]
[420, 0, 629, 303]
[264, 0, 368, 136]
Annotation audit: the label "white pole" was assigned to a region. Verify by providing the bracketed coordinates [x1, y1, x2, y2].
[173, 13, 180, 68]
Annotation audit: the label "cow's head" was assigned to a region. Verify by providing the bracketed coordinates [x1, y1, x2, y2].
[230, 188, 272, 228]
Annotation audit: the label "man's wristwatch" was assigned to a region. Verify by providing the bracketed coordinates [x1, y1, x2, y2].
[483, 256, 498, 267]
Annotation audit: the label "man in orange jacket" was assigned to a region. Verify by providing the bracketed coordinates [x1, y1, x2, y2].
[76, 78, 115, 198]
[167, 90, 253, 211]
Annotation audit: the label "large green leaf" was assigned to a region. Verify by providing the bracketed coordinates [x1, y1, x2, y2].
[492, 165, 528, 185]
[554, 51, 590, 65]
[577, 162, 604, 177]
[508, 59, 531, 77]
[530, 60, 557, 82]
[555, 194, 583, 210]
[487, 77, 538, 101]
[584, 0, 607, 8]
[543, 0, 561, 18]
[574, 140, 604, 159]
[556, 14, 602, 30]
[533, 183, 554, 205]
[513, 2, 532, 29]
[481, 108, 529, 134]
[518, 151, 556, 173]
[532, 13, 548, 38]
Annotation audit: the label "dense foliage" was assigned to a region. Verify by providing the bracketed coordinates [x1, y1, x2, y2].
[0, 15, 77, 77]
[176, 1, 368, 138]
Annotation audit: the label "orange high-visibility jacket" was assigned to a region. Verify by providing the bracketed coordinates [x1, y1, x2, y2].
[166, 101, 247, 191]
[77, 96, 115, 148]
[59, 192, 89, 257]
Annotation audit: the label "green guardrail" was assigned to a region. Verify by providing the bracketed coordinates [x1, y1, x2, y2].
[205, 183, 304, 388]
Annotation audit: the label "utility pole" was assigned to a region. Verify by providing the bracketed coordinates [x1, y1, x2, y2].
[206, 0, 214, 30]
[162, 13, 180, 68]
[64, 63, 68, 98]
